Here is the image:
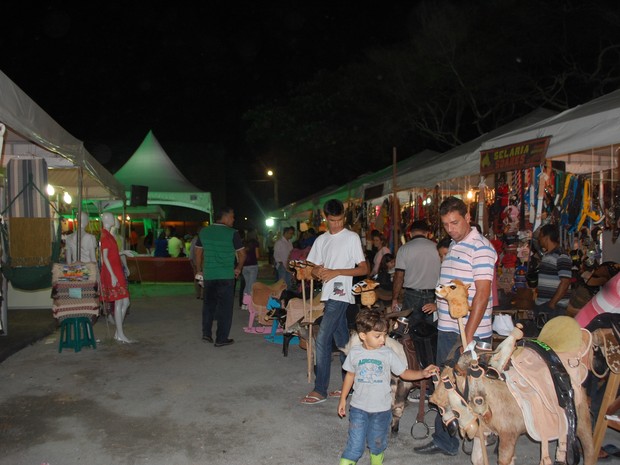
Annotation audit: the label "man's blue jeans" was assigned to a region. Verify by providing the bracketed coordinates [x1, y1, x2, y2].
[314, 299, 350, 398]
[276, 263, 292, 289]
[403, 289, 435, 325]
[202, 279, 235, 343]
[430, 330, 491, 454]
[341, 406, 391, 461]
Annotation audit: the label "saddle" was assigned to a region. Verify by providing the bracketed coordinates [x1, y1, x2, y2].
[250, 280, 287, 324]
[502, 317, 590, 465]
[587, 313, 620, 377]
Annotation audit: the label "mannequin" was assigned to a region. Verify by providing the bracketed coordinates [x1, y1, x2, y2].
[100, 212, 134, 343]
[66, 211, 97, 263]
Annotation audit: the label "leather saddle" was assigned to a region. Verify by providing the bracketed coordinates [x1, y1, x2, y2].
[503, 317, 591, 465]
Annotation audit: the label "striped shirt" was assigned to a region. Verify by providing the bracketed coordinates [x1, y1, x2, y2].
[437, 227, 497, 338]
[535, 247, 572, 307]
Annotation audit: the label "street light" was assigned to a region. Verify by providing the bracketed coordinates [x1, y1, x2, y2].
[266, 169, 279, 208]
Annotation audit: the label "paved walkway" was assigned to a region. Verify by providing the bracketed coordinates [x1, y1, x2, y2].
[0, 284, 617, 465]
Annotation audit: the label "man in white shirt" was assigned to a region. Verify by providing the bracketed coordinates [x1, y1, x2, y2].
[274, 226, 294, 288]
[300, 199, 368, 405]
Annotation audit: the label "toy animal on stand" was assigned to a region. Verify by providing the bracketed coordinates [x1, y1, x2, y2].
[430, 317, 595, 465]
[351, 279, 380, 309]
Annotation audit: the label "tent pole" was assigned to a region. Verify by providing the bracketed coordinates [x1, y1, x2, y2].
[392, 147, 399, 255]
[77, 166, 83, 261]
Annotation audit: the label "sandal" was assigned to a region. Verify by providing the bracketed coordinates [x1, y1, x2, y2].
[328, 390, 342, 398]
[301, 392, 326, 405]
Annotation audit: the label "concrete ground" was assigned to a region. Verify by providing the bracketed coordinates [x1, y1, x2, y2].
[0, 283, 618, 465]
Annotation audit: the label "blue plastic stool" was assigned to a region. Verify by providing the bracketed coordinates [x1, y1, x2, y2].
[58, 317, 97, 353]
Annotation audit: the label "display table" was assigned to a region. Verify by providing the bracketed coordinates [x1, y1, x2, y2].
[125, 256, 194, 282]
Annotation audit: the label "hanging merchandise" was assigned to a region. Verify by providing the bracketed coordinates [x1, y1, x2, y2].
[533, 167, 549, 231]
[575, 178, 601, 231]
[416, 195, 425, 220]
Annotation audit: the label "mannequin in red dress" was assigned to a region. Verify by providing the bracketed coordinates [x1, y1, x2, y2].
[100, 212, 134, 343]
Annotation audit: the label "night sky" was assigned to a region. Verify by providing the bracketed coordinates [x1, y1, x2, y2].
[3, 2, 620, 230]
[0, 3, 413, 226]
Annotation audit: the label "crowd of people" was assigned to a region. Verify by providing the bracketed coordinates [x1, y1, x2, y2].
[192, 197, 619, 464]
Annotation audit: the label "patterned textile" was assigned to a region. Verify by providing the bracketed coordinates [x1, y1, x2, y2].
[9, 217, 51, 267]
[51, 263, 100, 320]
[6, 158, 50, 218]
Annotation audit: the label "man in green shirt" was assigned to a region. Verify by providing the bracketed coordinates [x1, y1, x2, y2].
[196, 207, 246, 347]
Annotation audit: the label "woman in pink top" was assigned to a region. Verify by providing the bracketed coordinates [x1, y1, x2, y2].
[370, 234, 391, 277]
[575, 272, 620, 328]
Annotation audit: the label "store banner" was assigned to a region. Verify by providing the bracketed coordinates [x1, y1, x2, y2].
[480, 136, 551, 175]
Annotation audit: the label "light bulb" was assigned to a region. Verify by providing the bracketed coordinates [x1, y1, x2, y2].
[46, 184, 55, 196]
[63, 192, 72, 204]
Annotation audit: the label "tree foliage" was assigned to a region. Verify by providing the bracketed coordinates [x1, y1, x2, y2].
[244, 0, 620, 206]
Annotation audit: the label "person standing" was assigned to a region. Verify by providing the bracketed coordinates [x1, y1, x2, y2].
[301, 199, 368, 405]
[188, 232, 202, 299]
[390, 220, 440, 325]
[414, 196, 496, 456]
[274, 226, 294, 288]
[535, 223, 572, 320]
[241, 231, 260, 308]
[167, 232, 184, 257]
[195, 207, 246, 347]
[370, 234, 391, 277]
[265, 230, 275, 265]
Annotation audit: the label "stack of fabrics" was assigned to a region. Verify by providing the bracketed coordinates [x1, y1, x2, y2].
[51, 262, 99, 320]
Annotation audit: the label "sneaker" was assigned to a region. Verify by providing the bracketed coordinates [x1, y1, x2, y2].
[214, 338, 234, 347]
[407, 388, 420, 402]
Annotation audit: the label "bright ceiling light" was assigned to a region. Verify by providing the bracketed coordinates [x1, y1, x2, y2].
[46, 184, 55, 196]
[63, 192, 72, 204]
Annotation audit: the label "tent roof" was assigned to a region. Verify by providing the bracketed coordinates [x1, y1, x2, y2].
[481, 90, 620, 173]
[0, 69, 126, 200]
[114, 131, 201, 192]
[395, 108, 557, 189]
[112, 131, 212, 217]
[271, 149, 440, 220]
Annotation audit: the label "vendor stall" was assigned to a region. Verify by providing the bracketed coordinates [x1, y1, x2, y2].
[0, 69, 126, 333]
[477, 90, 620, 311]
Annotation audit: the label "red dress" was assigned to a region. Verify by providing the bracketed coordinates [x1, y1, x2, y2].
[99, 229, 129, 302]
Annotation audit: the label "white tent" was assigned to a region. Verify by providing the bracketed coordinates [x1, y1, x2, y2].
[0, 69, 126, 200]
[0, 69, 126, 316]
[394, 108, 557, 190]
[110, 131, 213, 218]
[480, 90, 620, 174]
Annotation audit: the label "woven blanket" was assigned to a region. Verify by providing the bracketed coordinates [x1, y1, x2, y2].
[53, 301, 99, 319]
[9, 218, 52, 267]
[52, 262, 98, 284]
[6, 158, 50, 218]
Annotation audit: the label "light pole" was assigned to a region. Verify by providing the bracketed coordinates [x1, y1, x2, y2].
[267, 169, 279, 208]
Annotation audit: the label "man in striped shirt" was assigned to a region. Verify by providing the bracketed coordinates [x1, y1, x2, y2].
[414, 196, 497, 457]
[535, 223, 572, 319]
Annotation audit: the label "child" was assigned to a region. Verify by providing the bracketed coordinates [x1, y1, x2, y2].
[337, 308, 438, 465]
[374, 253, 395, 303]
